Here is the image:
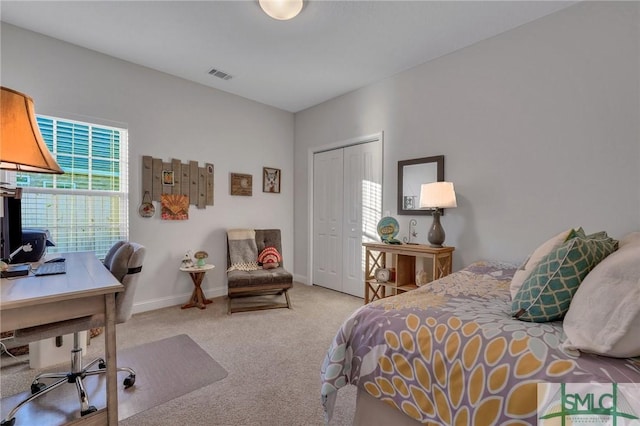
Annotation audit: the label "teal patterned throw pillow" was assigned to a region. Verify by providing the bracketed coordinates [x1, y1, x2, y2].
[512, 235, 618, 322]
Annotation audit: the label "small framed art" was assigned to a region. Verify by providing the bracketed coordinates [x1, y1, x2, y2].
[230, 173, 252, 196]
[162, 170, 175, 186]
[263, 167, 281, 194]
[403, 195, 416, 210]
[161, 194, 189, 220]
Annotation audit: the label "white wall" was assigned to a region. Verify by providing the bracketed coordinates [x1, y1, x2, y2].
[3, 1, 639, 302]
[1, 24, 294, 312]
[294, 1, 640, 279]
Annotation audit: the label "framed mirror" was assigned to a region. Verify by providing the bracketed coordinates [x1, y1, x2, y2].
[397, 155, 444, 215]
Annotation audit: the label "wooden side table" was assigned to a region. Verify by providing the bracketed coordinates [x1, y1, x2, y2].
[180, 264, 215, 309]
[363, 242, 454, 304]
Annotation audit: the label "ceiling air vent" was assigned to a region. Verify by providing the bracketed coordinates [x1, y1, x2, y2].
[208, 68, 232, 80]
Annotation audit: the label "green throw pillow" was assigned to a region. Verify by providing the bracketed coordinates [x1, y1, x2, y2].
[512, 235, 618, 322]
[568, 227, 609, 241]
[565, 227, 585, 240]
[586, 230, 608, 239]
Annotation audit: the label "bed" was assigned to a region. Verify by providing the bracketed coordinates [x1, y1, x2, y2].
[321, 238, 640, 426]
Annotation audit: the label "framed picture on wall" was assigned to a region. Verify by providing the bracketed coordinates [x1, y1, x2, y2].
[230, 173, 252, 196]
[162, 170, 175, 186]
[161, 194, 189, 220]
[263, 167, 281, 194]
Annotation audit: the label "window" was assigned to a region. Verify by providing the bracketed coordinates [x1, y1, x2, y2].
[17, 115, 129, 259]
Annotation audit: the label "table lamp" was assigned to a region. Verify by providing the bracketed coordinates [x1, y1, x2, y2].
[1, 86, 63, 262]
[419, 182, 457, 247]
[1, 87, 63, 175]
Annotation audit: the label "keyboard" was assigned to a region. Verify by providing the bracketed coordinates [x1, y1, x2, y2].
[34, 262, 67, 276]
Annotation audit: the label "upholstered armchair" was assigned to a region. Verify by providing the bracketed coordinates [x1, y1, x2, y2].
[226, 229, 292, 314]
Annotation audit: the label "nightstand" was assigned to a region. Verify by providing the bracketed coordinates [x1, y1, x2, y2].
[363, 243, 454, 304]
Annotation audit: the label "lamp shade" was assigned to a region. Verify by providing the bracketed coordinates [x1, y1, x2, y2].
[419, 182, 457, 209]
[0, 87, 63, 174]
[259, 0, 303, 20]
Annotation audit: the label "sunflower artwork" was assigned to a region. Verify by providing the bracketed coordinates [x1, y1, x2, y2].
[161, 194, 189, 220]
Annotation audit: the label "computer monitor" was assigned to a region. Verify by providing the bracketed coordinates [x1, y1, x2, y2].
[16, 229, 52, 263]
[1, 198, 53, 263]
[1, 196, 23, 262]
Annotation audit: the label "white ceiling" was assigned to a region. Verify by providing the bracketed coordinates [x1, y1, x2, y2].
[1, 1, 577, 113]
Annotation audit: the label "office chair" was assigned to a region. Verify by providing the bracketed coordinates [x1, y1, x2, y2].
[1, 241, 146, 426]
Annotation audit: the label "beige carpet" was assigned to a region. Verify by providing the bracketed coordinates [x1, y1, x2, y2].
[1, 282, 363, 425]
[0, 334, 228, 425]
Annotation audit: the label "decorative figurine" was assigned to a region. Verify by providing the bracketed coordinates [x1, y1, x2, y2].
[194, 251, 209, 267]
[403, 219, 418, 244]
[416, 270, 429, 286]
[181, 251, 194, 268]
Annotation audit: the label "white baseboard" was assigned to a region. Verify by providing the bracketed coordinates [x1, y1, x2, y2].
[132, 278, 311, 314]
[293, 274, 309, 285]
[132, 286, 227, 314]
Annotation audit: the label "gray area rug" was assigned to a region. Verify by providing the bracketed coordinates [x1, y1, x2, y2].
[0, 334, 227, 425]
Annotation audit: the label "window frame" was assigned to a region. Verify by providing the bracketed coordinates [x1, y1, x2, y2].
[17, 114, 129, 259]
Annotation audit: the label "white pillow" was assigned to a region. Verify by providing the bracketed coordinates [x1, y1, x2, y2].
[620, 231, 640, 249]
[510, 229, 573, 300]
[562, 232, 640, 358]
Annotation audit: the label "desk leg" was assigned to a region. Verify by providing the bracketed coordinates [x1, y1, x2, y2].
[105, 293, 118, 425]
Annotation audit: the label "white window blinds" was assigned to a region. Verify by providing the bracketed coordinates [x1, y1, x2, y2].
[17, 115, 129, 259]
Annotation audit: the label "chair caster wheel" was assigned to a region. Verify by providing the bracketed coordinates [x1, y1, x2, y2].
[123, 374, 135, 388]
[81, 406, 97, 416]
[98, 361, 106, 369]
[1, 418, 16, 426]
[31, 382, 46, 394]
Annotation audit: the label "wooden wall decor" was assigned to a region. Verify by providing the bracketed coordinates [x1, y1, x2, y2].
[161, 194, 189, 220]
[230, 173, 252, 196]
[142, 156, 214, 209]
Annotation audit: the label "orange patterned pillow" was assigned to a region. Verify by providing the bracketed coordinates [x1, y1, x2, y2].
[258, 246, 281, 268]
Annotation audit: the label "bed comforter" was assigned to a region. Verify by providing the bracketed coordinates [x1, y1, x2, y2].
[321, 261, 640, 424]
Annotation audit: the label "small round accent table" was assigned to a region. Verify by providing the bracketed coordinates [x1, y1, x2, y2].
[179, 264, 215, 309]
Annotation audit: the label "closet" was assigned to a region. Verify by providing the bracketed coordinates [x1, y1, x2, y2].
[313, 139, 382, 297]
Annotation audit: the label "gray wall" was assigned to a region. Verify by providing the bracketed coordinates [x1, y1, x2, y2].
[1, 23, 294, 312]
[294, 1, 640, 281]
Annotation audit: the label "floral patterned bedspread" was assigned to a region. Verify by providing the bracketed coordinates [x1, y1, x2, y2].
[321, 261, 640, 424]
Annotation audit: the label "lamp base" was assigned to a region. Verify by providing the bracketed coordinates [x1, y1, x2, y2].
[427, 208, 445, 247]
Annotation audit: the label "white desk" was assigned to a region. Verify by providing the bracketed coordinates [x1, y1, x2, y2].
[1, 252, 123, 425]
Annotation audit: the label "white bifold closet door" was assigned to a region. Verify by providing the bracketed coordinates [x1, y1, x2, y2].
[313, 140, 382, 297]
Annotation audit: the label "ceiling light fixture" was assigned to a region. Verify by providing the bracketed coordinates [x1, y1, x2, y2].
[259, 0, 303, 21]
